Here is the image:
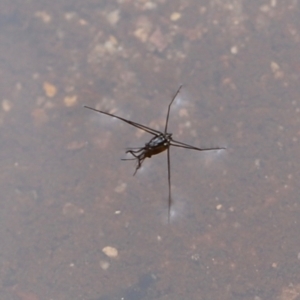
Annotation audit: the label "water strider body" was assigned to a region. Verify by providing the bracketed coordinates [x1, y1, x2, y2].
[84, 85, 225, 222]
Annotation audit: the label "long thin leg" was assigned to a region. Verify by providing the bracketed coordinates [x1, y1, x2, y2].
[84, 106, 161, 136]
[132, 157, 145, 175]
[122, 150, 145, 175]
[125, 148, 145, 154]
[171, 139, 226, 151]
[167, 146, 171, 223]
[164, 85, 183, 134]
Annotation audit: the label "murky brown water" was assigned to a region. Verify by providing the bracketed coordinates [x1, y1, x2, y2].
[1, 0, 300, 299]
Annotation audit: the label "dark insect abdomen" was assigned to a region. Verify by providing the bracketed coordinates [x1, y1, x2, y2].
[144, 134, 171, 157]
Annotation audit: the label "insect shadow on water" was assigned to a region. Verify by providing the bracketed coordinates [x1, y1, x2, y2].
[84, 85, 225, 222]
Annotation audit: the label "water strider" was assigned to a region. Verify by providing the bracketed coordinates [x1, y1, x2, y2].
[84, 85, 225, 222]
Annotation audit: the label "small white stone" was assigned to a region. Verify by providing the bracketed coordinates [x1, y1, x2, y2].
[102, 246, 118, 258]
